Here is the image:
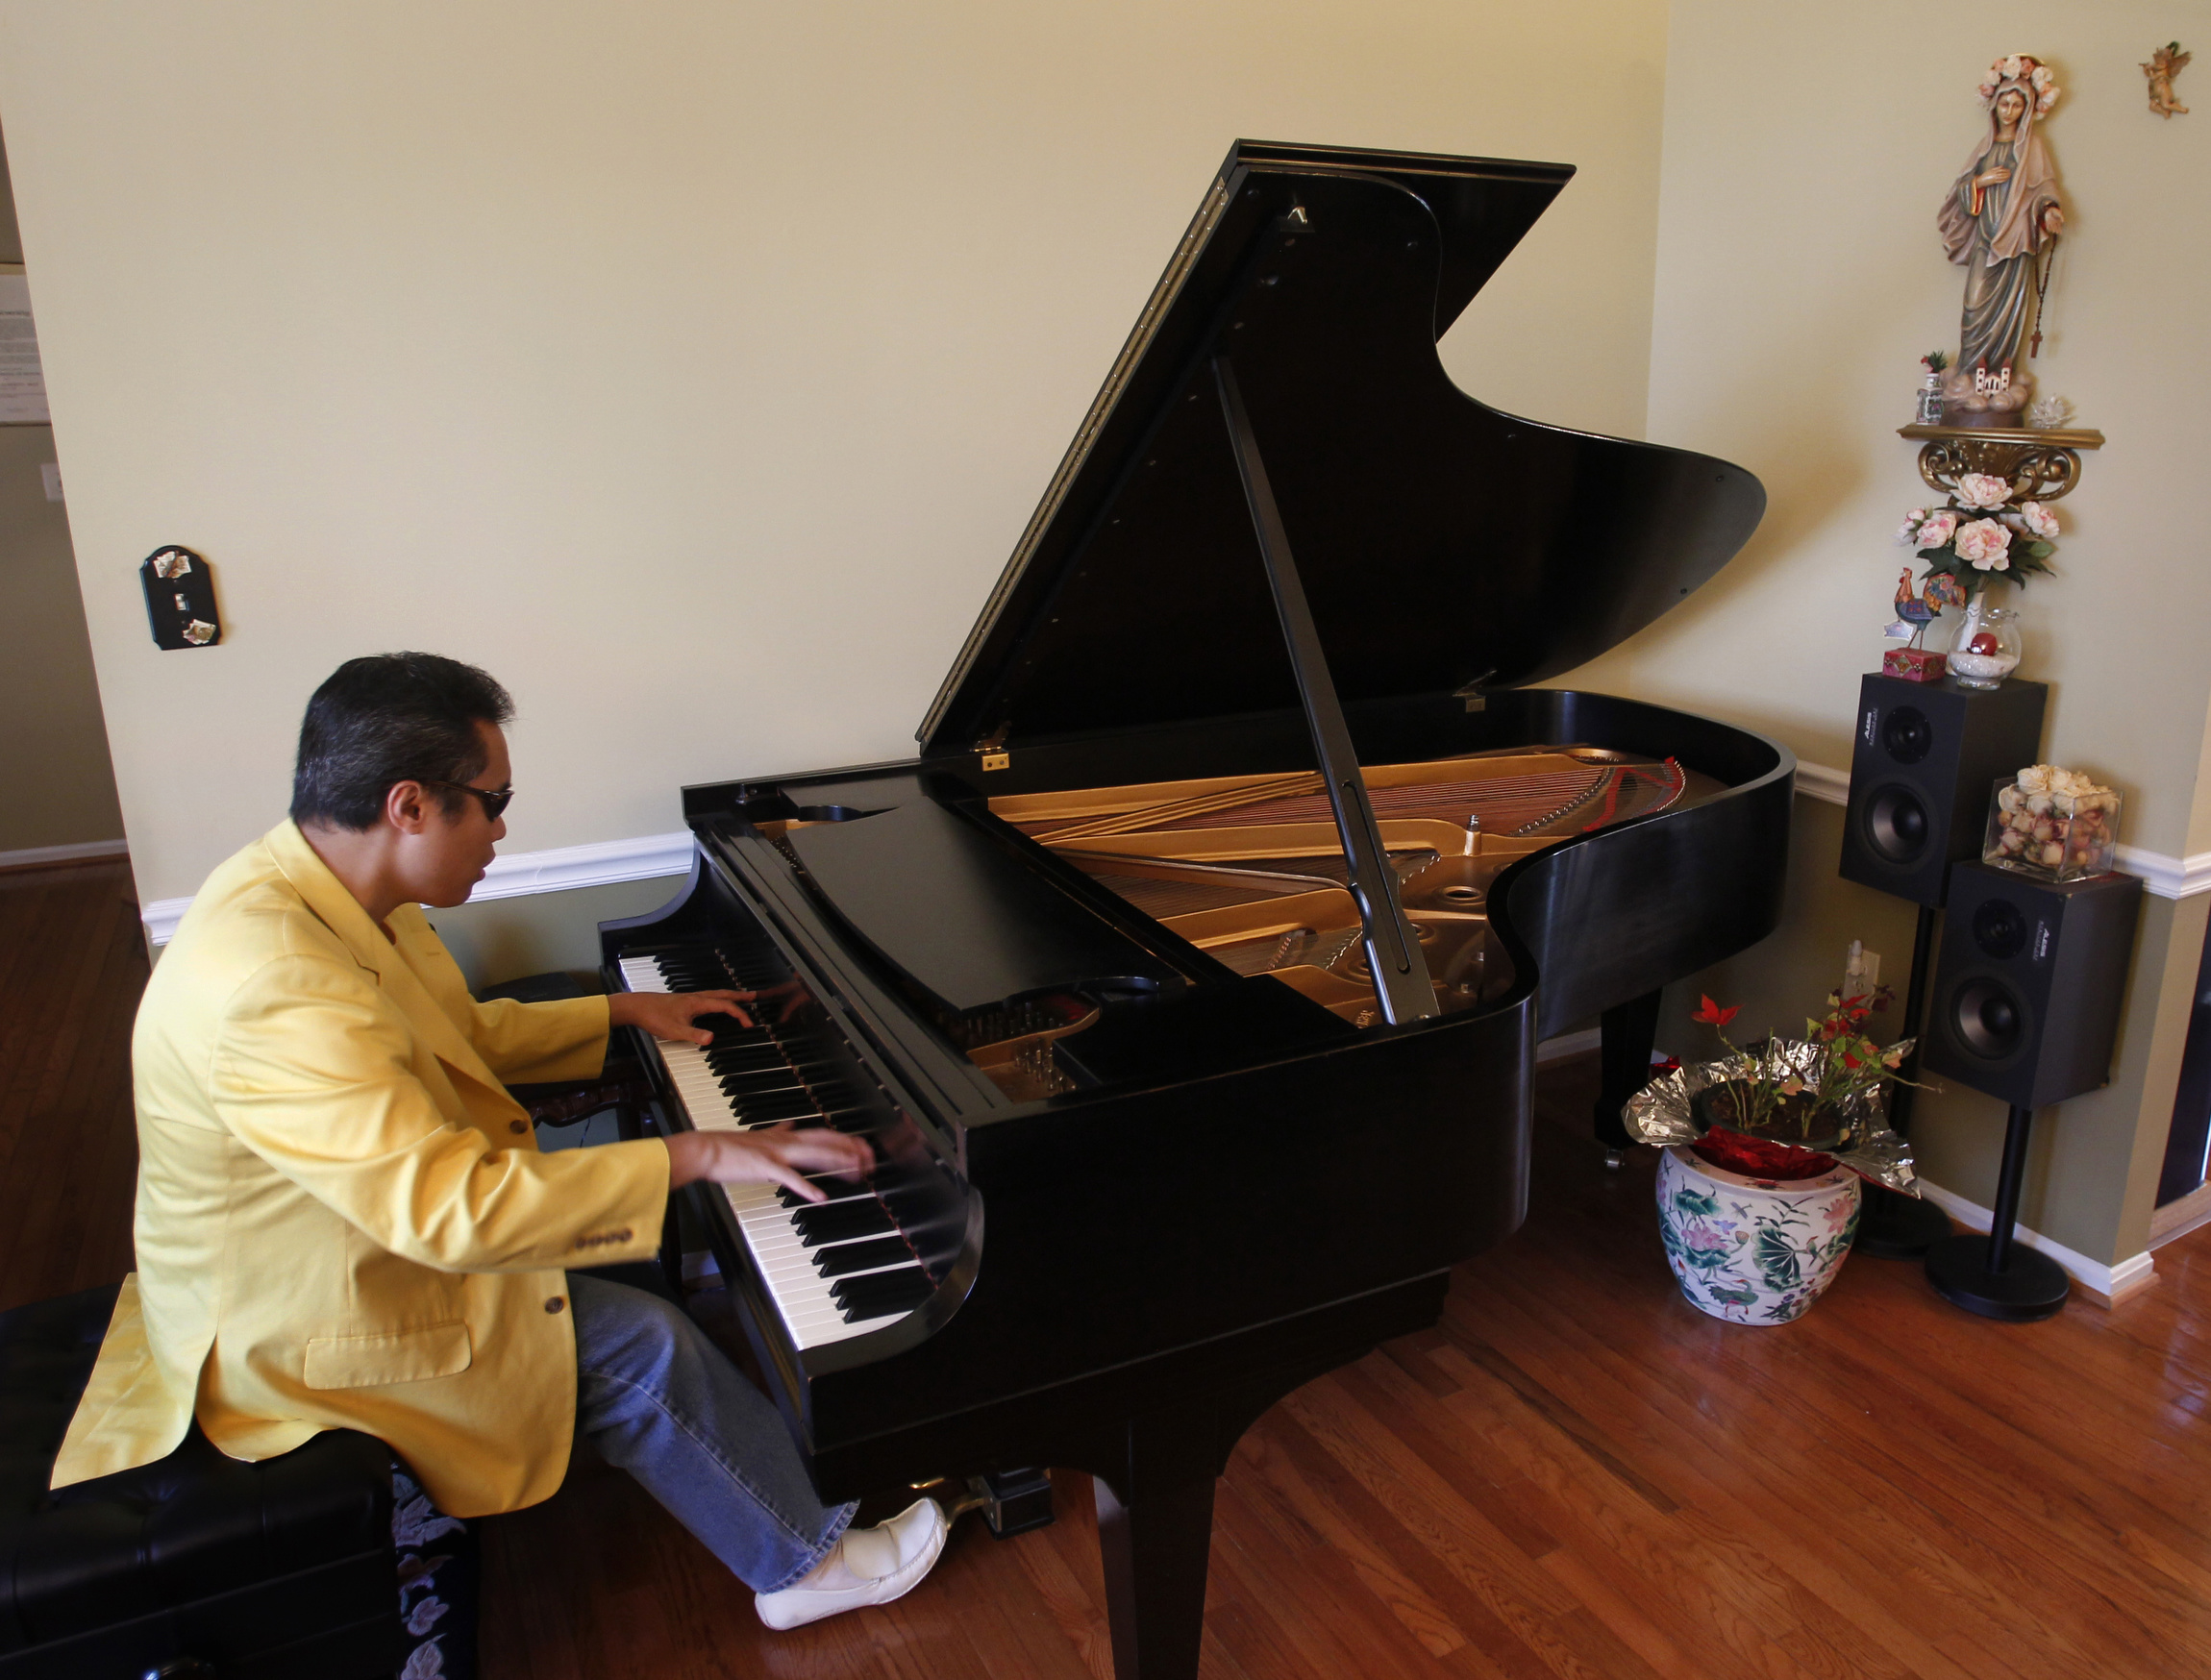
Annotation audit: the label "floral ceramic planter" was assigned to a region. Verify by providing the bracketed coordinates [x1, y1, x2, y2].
[1655, 1146, 1861, 1324]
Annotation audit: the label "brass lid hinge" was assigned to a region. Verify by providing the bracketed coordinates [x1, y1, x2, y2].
[1453, 671, 1498, 713]
[975, 723, 1011, 773]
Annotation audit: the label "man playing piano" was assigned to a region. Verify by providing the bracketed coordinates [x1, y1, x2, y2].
[51, 652, 947, 1631]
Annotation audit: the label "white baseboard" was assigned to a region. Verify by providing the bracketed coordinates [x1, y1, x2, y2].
[463, 829, 693, 902]
[143, 828, 695, 945]
[1793, 760, 1851, 807]
[141, 895, 192, 946]
[1, 837, 128, 869]
[2150, 1179, 2211, 1249]
[1915, 1178, 2156, 1307]
[1796, 759, 2202, 901]
[2112, 845, 2211, 902]
[1536, 1027, 1602, 1063]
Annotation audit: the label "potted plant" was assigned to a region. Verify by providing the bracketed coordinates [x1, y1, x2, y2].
[1624, 989, 1925, 1325]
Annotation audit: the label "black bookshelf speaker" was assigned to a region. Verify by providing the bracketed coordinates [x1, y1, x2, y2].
[1923, 862, 2144, 1108]
[1838, 674, 2048, 906]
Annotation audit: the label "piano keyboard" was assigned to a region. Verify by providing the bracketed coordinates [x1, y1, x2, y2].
[619, 950, 935, 1348]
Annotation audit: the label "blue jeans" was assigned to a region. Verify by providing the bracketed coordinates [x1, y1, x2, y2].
[569, 1273, 856, 1590]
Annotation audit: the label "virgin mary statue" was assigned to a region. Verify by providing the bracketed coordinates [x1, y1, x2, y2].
[1937, 54, 2064, 425]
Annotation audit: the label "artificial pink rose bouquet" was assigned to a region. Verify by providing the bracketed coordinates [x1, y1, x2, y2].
[1894, 472, 2058, 599]
[1912, 509, 1958, 551]
[1953, 519, 2012, 570]
[1954, 473, 2012, 510]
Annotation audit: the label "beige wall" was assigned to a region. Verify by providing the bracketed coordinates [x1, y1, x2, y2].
[1621, 1, 2211, 1267]
[427, 875, 687, 992]
[0, 0, 1673, 906]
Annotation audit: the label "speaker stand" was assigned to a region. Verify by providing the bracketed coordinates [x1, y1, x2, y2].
[1855, 903, 1952, 1259]
[1924, 1103, 2070, 1322]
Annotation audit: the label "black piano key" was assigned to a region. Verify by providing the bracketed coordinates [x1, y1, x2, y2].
[732, 1081, 813, 1101]
[833, 1272, 932, 1320]
[829, 1266, 928, 1306]
[656, 961, 726, 983]
[703, 1023, 775, 1050]
[792, 1200, 896, 1245]
[708, 1043, 796, 1070]
[714, 1075, 803, 1096]
[778, 1177, 872, 1208]
[813, 1235, 913, 1276]
[711, 1070, 808, 1096]
[734, 1094, 819, 1119]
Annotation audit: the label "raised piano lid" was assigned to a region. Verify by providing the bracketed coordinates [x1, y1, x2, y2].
[917, 139, 1766, 758]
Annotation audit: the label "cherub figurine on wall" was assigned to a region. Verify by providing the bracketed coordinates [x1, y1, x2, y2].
[2145, 42, 2190, 117]
[1936, 55, 2064, 426]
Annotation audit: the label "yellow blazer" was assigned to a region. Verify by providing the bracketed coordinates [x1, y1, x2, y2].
[52, 820, 671, 1518]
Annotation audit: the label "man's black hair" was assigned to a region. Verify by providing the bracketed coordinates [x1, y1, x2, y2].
[290, 653, 514, 830]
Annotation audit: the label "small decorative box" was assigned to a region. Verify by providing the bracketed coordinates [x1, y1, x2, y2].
[1984, 765, 2121, 881]
[1880, 647, 1948, 683]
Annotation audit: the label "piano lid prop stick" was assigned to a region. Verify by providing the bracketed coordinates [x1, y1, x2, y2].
[1212, 355, 1440, 1025]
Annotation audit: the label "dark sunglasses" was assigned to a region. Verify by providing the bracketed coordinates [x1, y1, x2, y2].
[424, 779, 515, 821]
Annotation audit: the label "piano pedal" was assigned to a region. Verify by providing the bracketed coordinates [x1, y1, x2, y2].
[1602, 1149, 1625, 1172]
[908, 1467, 1056, 1539]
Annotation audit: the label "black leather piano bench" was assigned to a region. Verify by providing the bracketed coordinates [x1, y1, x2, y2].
[0, 1284, 407, 1680]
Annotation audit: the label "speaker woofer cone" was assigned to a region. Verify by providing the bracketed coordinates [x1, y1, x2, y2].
[1862, 785, 1931, 865]
[1950, 976, 2027, 1060]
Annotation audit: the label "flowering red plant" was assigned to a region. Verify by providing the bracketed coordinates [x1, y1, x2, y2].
[1691, 983, 1922, 1145]
[1691, 995, 1740, 1028]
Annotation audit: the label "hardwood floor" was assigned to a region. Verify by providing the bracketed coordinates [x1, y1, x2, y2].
[12, 858, 2211, 1677]
[0, 859, 145, 1313]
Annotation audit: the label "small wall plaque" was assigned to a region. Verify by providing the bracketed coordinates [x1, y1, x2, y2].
[139, 544, 222, 650]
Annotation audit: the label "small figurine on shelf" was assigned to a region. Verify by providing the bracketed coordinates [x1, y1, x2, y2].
[1881, 564, 1968, 681]
[1915, 351, 1950, 424]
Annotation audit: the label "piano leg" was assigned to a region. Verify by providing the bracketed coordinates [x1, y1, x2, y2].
[1091, 1386, 1284, 1680]
[1093, 1439, 1216, 1680]
[1594, 987, 1664, 1163]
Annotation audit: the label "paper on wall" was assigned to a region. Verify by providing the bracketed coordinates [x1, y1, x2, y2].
[0, 274, 51, 425]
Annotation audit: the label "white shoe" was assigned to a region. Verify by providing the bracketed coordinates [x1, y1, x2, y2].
[755, 1498, 948, 1630]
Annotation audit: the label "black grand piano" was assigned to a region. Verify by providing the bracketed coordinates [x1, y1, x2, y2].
[600, 140, 1792, 1678]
